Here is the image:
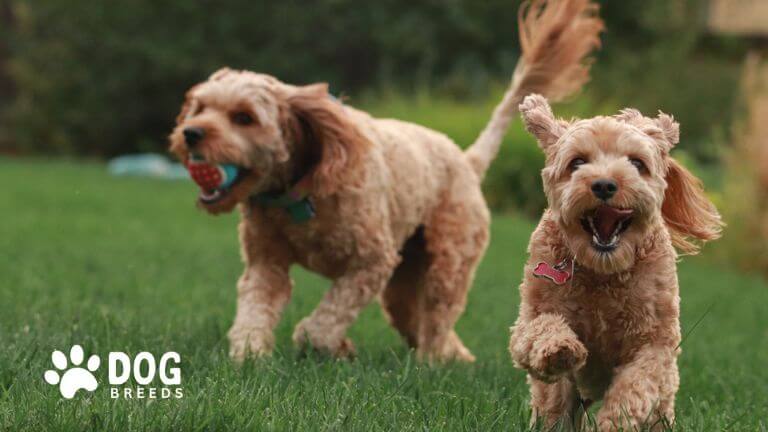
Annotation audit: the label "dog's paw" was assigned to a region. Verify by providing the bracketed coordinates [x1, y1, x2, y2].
[292, 318, 356, 359]
[417, 331, 476, 363]
[227, 325, 274, 362]
[529, 337, 587, 382]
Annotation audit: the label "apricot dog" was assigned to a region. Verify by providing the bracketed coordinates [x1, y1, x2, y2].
[169, 0, 602, 362]
[509, 94, 722, 430]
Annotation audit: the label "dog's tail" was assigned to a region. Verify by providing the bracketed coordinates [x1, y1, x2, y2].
[465, 0, 603, 178]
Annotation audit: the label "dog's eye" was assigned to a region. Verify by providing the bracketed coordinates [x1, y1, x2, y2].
[231, 112, 254, 126]
[569, 158, 587, 171]
[629, 158, 646, 172]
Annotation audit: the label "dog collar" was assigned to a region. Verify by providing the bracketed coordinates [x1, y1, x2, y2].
[250, 177, 315, 223]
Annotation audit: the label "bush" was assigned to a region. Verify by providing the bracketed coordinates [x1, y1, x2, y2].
[715, 60, 768, 276]
[1, 0, 747, 161]
[592, 0, 746, 163]
[1, 0, 524, 157]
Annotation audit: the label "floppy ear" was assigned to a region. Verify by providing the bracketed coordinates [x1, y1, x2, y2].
[643, 112, 680, 153]
[615, 109, 680, 153]
[519, 94, 567, 150]
[654, 112, 680, 148]
[662, 158, 723, 254]
[287, 83, 369, 196]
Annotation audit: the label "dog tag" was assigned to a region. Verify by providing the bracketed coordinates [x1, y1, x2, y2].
[533, 259, 574, 285]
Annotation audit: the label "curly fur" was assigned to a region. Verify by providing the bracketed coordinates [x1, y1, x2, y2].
[510, 94, 723, 430]
[169, 0, 602, 363]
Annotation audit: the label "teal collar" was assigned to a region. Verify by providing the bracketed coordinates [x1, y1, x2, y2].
[250, 178, 315, 223]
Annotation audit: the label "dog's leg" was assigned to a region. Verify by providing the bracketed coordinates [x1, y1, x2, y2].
[227, 262, 292, 361]
[292, 248, 400, 357]
[380, 228, 429, 347]
[413, 189, 489, 363]
[228, 220, 293, 361]
[595, 345, 678, 431]
[509, 313, 588, 382]
[529, 376, 583, 430]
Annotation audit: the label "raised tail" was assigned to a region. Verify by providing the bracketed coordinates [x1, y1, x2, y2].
[465, 0, 603, 178]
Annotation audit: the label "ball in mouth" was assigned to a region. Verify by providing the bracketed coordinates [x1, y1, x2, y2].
[580, 205, 634, 252]
[186, 156, 247, 204]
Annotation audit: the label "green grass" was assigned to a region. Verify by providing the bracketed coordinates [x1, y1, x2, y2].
[0, 158, 766, 431]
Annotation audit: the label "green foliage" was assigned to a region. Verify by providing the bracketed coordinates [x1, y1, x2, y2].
[1, 158, 766, 430]
[592, 0, 747, 163]
[2, 0, 525, 156]
[716, 130, 768, 276]
[2, 0, 747, 159]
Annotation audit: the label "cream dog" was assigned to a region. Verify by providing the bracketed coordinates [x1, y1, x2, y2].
[509, 94, 722, 430]
[169, 0, 603, 362]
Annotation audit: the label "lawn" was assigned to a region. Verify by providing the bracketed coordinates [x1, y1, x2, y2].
[0, 158, 766, 431]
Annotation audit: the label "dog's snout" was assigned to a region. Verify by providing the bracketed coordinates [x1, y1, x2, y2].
[183, 127, 205, 147]
[591, 179, 618, 200]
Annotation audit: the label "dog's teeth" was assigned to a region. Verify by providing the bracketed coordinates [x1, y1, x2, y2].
[592, 234, 599, 244]
[588, 217, 597, 233]
[609, 235, 619, 246]
[200, 189, 222, 202]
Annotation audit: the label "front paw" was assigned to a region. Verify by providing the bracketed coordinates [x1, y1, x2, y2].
[529, 337, 587, 382]
[292, 318, 356, 358]
[227, 325, 274, 362]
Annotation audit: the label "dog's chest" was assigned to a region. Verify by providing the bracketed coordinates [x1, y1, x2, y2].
[280, 221, 357, 279]
[260, 204, 387, 279]
[559, 276, 657, 363]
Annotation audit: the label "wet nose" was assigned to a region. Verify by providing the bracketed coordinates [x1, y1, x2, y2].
[591, 179, 618, 200]
[183, 127, 205, 147]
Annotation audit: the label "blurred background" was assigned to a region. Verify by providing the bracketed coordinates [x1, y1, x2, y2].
[0, 0, 765, 275]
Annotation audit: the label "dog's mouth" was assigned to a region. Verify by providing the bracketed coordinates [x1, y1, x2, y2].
[580, 205, 634, 252]
[186, 155, 250, 204]
[198, 169, 251, 204]
[198, 178, 241, 204]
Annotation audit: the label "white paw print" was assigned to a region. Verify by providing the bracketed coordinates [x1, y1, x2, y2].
[44, 345, 100, 399]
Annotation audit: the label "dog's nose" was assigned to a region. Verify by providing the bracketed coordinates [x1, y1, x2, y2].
[183, 127, 205, 147]
[591, 179, 618, 200]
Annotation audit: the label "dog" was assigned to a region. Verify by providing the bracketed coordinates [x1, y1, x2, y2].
[509, 94, 723, 430]
[169, 0, 602, 362]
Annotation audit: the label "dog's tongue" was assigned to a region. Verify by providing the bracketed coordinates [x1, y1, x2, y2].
[593, 205, 634, 241]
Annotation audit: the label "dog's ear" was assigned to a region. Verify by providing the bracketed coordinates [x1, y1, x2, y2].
[519, 94, 567, 150]
[644, 112, 679, 152]
[662, 158, 723, 254]
[642, 112, 679, 153]
[616, 109, 679, 152]
[654, 112, 679, 148]
[287, 83, 369, 196]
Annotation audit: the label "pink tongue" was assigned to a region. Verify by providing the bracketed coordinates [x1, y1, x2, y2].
[593, 205, 634, 241]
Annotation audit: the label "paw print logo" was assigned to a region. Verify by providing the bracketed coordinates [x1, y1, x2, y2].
[43, 345, 100, 399]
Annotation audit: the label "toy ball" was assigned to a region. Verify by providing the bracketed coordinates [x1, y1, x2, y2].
[186, 156, 239, 192]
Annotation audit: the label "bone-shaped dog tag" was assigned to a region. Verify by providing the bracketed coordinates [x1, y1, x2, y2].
[532, 259, 574, 285]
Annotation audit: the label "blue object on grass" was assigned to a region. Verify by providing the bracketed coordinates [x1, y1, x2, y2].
[107, 154, 188, 179]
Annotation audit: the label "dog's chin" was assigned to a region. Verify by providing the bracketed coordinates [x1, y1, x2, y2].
[196, 169, 262, 215]
[572, 236, 637, 275]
